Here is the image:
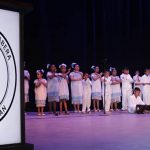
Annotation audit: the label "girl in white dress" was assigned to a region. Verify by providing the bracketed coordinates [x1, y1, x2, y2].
[133, 70, 142, 89]
[101, 70, 112, 113]
[82, 73, 92, 113]
[58, 63, 70, 114]
[120, 68, 133, 110]
[141, 69, 150, 105]
[110, 68, 121, 111]
[91, 66, 102, 112]
[69, 63, 83, 112]
[34, 69, 47, 116]
[47, 64, 59, 115]
[24, 66, 30, 113]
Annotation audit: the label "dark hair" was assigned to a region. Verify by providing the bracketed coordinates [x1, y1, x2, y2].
[134, 87, 141, 92]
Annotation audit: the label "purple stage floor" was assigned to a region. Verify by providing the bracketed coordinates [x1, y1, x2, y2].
[26, 111, 150, 150]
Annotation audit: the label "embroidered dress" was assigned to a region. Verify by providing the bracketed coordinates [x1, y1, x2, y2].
[47, 72, 59, 102]
[111, 76, 121, 103]
[91, 73, 102, 100]
[34, 79, 47, 107]
[70, 71, 83, 104]
[24, 70, 30, 103]
[58, 73, 69, 100]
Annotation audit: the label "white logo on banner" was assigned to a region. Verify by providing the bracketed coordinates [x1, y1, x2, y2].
[0, 32, 17, 121]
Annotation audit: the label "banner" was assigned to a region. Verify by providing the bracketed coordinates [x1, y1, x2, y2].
[0, 9, 21, 145]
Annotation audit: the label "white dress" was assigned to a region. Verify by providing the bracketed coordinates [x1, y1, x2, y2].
[133, 75, 142, 89]
[82, 78, 92, 112]
[141, 74, 150, 105]
[128, 95, 145, 113]
[111, 76, 121, 103]
[58, 73, 69, 100]
[91, 73, 102, 100]
[24, 70, 30, 103]
[47, 72, 59, 102]
[120, 73, 133, 110]
[70, 71, 83, 104]
[101, 76, 112, 111]
[34, 79, 47, 107]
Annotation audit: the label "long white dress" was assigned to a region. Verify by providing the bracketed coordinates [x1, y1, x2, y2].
[47, 72, 59, 102]
[141, 74, 150, 105]
[111, 76, 121, 103]
[120, 73, 133, 110]
[133, 75, 142, 89]
[70, 71, 83, 104]
[24, 70, 30, 103]
[128, 95, 145, 113]
[91, 73, 102, 100]
[58, 73, 69, 100]
[102, 76, 112, 112]
[82, 78, 92, 112]
[34, 79, 47, 107]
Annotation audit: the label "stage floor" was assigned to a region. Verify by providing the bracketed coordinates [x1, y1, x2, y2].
[26, 111, 150, 150]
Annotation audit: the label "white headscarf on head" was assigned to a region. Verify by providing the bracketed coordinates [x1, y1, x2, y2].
[47, 64, 51, 69]
[36, 69, 44, 74]
[109, 67, 116, 72]
[59, 63, 67, 69]
[71, 63, 77, 69]
[91, 65, 96, 71]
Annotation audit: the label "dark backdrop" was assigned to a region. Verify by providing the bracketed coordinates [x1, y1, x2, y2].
[22, 0, 150, 111]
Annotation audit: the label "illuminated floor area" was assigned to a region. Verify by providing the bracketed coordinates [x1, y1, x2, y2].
[26, 111, 150, 150]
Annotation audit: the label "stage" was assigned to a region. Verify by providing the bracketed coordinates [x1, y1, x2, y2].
[26, 111, 150, 150]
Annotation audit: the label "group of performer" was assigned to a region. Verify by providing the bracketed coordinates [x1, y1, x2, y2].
[24, 62, 150, 116]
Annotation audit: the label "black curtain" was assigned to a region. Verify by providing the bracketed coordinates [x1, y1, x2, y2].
[24, 0, 150, 110]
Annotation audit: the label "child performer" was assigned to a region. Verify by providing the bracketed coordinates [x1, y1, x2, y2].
[141, 69, 150, 105]
[69, 63, 83, 112]
[24, 62, 30, 114]
[47, 64, 59, 116]
[110, 68, 121, 111]
[128, 87, 145, 114]
[82, 73, 92, 113]
[133, 70, 142, 89]
[58, 63, 70, 114]
[101, 70, 112, 113]
[34, 69, 47, 116]
[91, 66, 102, 112]
[120, 67, 133, 111]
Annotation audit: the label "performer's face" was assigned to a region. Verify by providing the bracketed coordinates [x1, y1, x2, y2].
[84, 73, 89, 79]
[61, 66, 66, 73]
[134, 90, 140, 97]
[74, 65, 80, 71]
[37, 72, 43, 79]
[50, 65, 56, 72]
[95, 67, 99, 73]
[105, 71, 110, 77]
[145, 70, 149, 75]
[112, 70, 117, 76]
[124, 69, 129, 74]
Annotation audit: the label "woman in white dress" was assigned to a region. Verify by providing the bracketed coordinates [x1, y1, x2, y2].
[24, 69, 30, 111]
[110, 68, 121, 111]
[141, 69, 150, 105]
[82, 73, 92, 113]
[58, 63, 70, 114]
[133, 70, 142, 89]
[24, 62, 30, 114]
[47, 64, 59, 115]
[101, 70, 112, 113]
[69, 63, 83, 112]
[91, 66, 102, 112]
[34, 69, 47, 116]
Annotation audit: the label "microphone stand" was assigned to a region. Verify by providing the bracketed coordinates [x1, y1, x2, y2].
[103, 77, 106, 114]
